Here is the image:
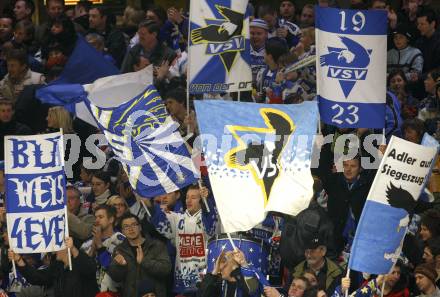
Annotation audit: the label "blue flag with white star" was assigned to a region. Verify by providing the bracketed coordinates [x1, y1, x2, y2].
[188, 0, 252, 93]
[316, 6, 387, 128]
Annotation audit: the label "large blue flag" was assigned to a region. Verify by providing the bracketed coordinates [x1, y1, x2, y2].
[316, 7, 387, 128]
[349, 136, 437, 274]
[36, 36, 119, 111]
[83, 70, 197, 197]
[195, 100, 318, 232]
[188, 0, 252, 93]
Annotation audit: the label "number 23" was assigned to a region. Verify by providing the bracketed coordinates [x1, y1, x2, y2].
[332, 104, 359, 125]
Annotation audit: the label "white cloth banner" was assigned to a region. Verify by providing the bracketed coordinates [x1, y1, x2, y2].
[188, 0, 252, 93]
[5, 132, 67, 253]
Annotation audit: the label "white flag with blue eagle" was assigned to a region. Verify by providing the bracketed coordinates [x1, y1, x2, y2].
[316, 7, 387, 128]
[189, 0, 252, 94]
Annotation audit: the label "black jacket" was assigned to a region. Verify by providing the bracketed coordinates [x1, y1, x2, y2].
[107, 236, 171, 297]
[18, 251, 98, 297]
[88, 26, 127, 67]
[415, 31, 440, 72]
[320, 170, 375, 253]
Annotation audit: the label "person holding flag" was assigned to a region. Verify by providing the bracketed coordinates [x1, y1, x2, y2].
[8, 237, 98, 297]
[146, 184, 217, 296]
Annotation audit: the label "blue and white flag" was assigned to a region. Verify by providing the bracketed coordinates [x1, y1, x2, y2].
[84, 68, 198, 197]
[316, 7, 387, 128]
[195, 100, 318, 232]
[189, 0, 252, 94]
[37, 35, 119, 113]
[5, 132, 67, 253]
[349, 136, 437, 274]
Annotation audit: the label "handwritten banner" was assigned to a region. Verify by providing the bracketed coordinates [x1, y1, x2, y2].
[5, 132, 67, 253]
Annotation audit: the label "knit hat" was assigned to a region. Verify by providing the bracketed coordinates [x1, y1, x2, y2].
[414, 263, 438, 284]
[392, 25, 412, 40]
[250, 18, 269, 31]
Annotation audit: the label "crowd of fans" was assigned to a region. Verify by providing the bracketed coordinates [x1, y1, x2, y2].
[0, 0, 439, 296]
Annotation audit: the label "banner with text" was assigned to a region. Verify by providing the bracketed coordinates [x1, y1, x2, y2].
[316, 6, 387, 128]
[349, 136, 437, 274]
[5, 132, 67, 253]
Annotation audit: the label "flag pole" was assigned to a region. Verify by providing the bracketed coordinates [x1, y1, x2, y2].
[12, 258, 17, 278]
[59, 129, 72, 271]
[186, 4, 192, 137]
[345, 269, 350, 297]
[139, 197, 151, 218]
[198, 179, 210, 212]
[227, 233, 237, 251]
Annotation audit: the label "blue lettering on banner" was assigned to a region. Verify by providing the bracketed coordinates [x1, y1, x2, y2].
[11, 214, 65, 250]
[7, 172, 66, 213]
[6, 132, 67, 253]
[10, 137, 61, 169]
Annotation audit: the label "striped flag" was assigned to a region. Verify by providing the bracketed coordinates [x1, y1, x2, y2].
[83, 68, 198, 197]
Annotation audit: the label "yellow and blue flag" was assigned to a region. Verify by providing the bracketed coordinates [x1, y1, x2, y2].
[195, 100, 318, 232]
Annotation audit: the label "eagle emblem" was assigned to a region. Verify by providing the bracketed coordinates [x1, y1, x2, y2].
[320, 36, 372, 98]
[225, 108, 295, 205]
[191, 5, 245, 72]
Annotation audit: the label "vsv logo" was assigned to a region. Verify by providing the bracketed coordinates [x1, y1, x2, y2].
[320, 36, 372, 98]
[206, 36, 244, 55]
[191, 5, 245, 72]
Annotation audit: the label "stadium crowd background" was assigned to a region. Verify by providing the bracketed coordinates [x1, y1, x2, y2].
[0, 0, 439, 297]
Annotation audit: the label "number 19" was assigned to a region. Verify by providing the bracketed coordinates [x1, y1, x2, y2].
[339, 11, 366, 32]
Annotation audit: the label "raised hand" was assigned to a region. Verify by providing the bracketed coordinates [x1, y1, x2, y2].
[114, 252, 127, 266]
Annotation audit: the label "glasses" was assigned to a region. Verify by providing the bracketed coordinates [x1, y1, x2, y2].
[122, 223, 139, 230]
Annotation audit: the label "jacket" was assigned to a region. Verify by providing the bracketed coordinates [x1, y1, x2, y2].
[197, 266, 265, 297]
[319, 169, 375, 253]
[17, 251, 99, 297]
[0, 69, 44, 103]
[68, 206, 95, 241]
[293, 258, 344, 296]
[88, 27, 127, 68]
[107, 235, 172, 297]
[387, 46, 424, 79]
[415, 31, 440, 72]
